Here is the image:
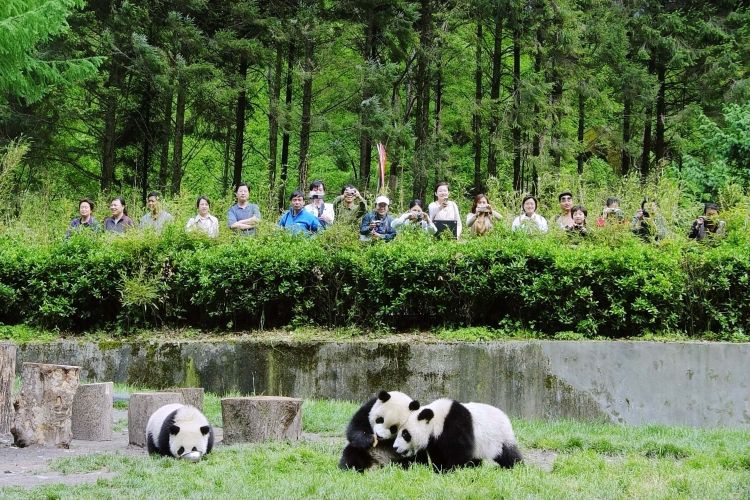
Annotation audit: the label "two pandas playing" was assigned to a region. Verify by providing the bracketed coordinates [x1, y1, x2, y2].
[339, 391, 522, 473]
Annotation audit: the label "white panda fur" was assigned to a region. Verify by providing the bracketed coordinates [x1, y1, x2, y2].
[393, 398, 522, 472]
[146, 403, 214, 460]
[339, 390, 420, 471]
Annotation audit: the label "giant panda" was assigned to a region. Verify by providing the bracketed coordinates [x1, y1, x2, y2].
[339, 390, 420, 472]
[393, 398, 522, 472]
[146, 403, 214, 461]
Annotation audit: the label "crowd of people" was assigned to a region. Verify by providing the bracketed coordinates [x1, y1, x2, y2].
[65, 181, 727, 243]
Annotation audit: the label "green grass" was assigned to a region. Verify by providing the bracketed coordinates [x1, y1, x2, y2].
[1, 396, 748, 499]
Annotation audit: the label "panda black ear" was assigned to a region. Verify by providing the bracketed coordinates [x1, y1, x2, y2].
[417, 409, 434, 422]
[200, 425, 210, 436]
[408, 400, 420, 411]
[377, 391, 391, 402]
[169, 425, 180, 435]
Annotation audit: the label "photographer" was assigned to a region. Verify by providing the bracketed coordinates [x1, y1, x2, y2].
[333, 184, 368, 222]
[466, 194, 503, 236]
[689, 203, 726, 241]
[631, 199, 666, 241]
[359, 195, 396, 241]
[596, 197, 625, 227]
[304, 180, 335, 228]
[393, 199, 437, 234]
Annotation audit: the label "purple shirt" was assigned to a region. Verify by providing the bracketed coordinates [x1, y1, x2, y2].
[103, 215, 134, 233]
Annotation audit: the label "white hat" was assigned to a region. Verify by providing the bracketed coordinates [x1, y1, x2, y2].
[375, 195, 390, 205]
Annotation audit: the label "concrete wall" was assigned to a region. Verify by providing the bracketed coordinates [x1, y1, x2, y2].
[13, 340, 750, 428]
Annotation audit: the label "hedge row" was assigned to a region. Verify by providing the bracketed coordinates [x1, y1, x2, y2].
[0, 227, 748, 337]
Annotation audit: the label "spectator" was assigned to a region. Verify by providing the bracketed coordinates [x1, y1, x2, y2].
[360, 195, 396, 241]
[333, 184, 367, 222]
[568, 205, 588, 236]
[392, 199, 437, 234]
[428, 181, 462, 239]
[278, 191, 321, 236]
[140, 191, 173, 232]
[66, 198, 100, 238]
[304, 180, 335, 228]
[466, 194, 503, 236]
[511, 195, 548, 233]
[596, 197, 625, 227]
[554, 192, 575, 229]
[632, 199, 667, 241]
[185, 196, 219, 238]
[689, 203, 726, 241]
[104, 197, 134, 233]
[227, 183, 261, 236]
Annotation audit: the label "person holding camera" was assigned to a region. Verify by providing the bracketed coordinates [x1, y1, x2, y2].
[466, 194, 503, 236]
[304, 180, 335, 228]
[392, 199, 437, 234]
[359, 195, 396, 241]
[567, 205, 588, 236]
[333, 184, 368, 222]
[596, 197, 625, 227]
[631, 199, 666, 241]
[428, 181, 462, 238]
[688, 203, 726, 241]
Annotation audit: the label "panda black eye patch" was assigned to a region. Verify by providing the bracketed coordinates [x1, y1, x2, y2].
[390, 425, 398, 434]
[177, 447, 185, 455]
[375, 417, 384, 424]
[402, 430, 411, 442]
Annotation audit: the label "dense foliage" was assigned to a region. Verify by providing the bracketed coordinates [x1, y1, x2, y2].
[1, 0, 749, 206]
[1, 222, 748, 338]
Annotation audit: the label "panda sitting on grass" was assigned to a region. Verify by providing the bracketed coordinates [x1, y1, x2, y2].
[393, 398, 522, 472]
[339, 390, 420, 472]
[146, 403, 214, 462]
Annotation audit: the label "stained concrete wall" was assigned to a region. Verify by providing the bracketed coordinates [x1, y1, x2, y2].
[13, 340, 750, 428]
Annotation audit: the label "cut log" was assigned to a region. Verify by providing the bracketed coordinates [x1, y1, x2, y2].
[164, 387, 204, 412]
[12, 362, 81, 448]
[0, 343, 16, 446]
[72, 382, 113, 441]
[128, 392, 184, 447]
[221, 396, 303, 445]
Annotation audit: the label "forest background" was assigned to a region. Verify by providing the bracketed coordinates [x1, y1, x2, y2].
[1, 0, 749, 218]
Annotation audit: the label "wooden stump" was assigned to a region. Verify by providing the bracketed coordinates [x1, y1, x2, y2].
[72, 382, 113, 441]
[12, 362, 81, 448]
[128, 392, 184, 447]
[164, 387, 204, 412]
[221, 396, 303, 445]
[0, 343, 16, 446]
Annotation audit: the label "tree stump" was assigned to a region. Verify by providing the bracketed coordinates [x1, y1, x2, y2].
[11, 362, 81, 448]
[0, 343, 16, 446]
[221, 396, 303, 445]
[128, 392, 184, 447]
[72, 382, 113, 441]
[164, 387, 204, 412]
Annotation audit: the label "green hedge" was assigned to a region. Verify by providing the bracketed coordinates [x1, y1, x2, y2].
[0, 227, 748, 338]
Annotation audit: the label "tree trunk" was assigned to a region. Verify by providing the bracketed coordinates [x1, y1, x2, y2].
[170, 76, 186, 195]
[433, 44, 443, 185]
[140, 85, 153, 202]
[268, 43, 283, 203]
[487, 10, 503, 179]
[278, 42, 294, 210]
[12, 363, 81, 448]
[655, 61, 666, 165]
[72, 382, 113, 442]
[412, 0, 432, 200]
[472, 18, 483, 190]
[621, 95, 632, 176]
[233, 53, 249, 190]
[577, 89, 585, 175]
[359, 7, 377, 190]
[551, 69, 563, 171]
[222, 121, 232, 196]
[512, 26, 522, 192]
[158, 83, 174, 193]
[221, 396, 302, 444]
[0, 343, 15, 446]
[640, 58, 656, 179]
[298, 36, 314, 191]
[101, 60, 121, 190]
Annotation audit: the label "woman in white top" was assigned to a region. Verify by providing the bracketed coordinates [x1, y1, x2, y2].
[392, 199, 437, 234]
[186, 196, 219, 238]
[428, 181, 462, 238]
[466, 194, 503, 236]
[511, 195, 548, 233]
[304, 180, 335, 228]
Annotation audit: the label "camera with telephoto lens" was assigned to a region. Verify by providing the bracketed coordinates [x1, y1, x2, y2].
[311, 194, 322, 200]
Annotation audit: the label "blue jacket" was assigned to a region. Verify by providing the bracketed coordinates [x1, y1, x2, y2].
[278, 208, 321, 235]
[359, 211, 396, 241]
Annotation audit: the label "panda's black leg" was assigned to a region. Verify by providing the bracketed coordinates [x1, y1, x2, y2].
[494, 443, 523, 468]
[146, 434, 158, 455]
[339, 444, 374, 472]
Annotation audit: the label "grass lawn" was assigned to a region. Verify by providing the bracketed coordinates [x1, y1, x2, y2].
[0, 396, 748, 499]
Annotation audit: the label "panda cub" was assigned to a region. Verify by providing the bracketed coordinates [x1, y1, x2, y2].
[339, 390, 420, 472]
[393, 398, 522, 472]
[146, 403, 214, 461]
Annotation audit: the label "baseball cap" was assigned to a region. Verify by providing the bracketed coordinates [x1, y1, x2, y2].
[375, 195, 390, 205]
